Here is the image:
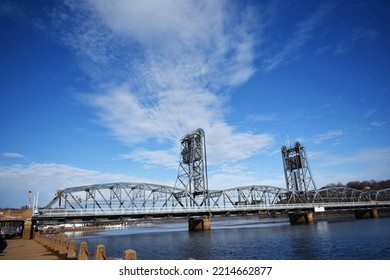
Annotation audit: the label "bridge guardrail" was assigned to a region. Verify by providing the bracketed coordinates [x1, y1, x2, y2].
[34, 201, 390, 218]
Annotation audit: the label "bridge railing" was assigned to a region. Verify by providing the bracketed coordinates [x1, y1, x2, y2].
[34, 201, 390, 218]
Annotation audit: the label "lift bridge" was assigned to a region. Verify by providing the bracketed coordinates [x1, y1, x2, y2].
[34, 128, 390, 227]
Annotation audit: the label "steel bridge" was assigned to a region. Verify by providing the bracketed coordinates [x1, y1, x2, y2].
[33, 129, 390, 226]
[34, 183, 390, 221]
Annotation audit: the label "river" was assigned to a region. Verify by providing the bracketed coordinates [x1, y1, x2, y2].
[66, 216, 390, 260]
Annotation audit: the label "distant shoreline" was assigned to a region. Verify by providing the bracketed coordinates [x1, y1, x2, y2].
[35, 209, 390, 234]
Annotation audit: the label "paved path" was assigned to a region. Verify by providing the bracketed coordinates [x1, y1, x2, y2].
[0, 237, 65, 260]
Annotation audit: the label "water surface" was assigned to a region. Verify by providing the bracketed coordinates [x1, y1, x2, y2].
[67, 217, 390, 260]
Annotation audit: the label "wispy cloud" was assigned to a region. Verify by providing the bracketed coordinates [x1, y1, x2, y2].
[208, 160, 284, 189]
[2, 152, 24, 158]
[248, 113, 277, 122]
[308, 147, 390, 187]
[51, 0, 273, 166]
[0, 163, 146, 207]
[364, 108, 378, 118]
[370, 121, 386, 128]
[262, 3, 333, 71]
[318, 147, 390, 169]
[0, 0, 25, 19]
[119, 148, 178, 169]
[312, 129, 343, 144]
[334, 28, 379, 55]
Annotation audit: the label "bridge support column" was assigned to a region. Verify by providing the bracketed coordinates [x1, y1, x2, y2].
[354, 208, 378, 219]
[289, 212, 314, 225]
[188, 217, 211, 231]
[21, 220, 33, 240]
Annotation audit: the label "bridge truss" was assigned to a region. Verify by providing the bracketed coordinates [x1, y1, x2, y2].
[41, 183, 290, 211]
[37, 183, 390, 218]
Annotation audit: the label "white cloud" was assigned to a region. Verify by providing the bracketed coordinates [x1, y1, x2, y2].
[207, 160, 285, 190]
[85, 86, 224, 145]
[0, 163, 147, 208]
[248, 113, 277, 122]
[54, 0, 273, 167]
[58, 0, 258, 88]
[1, 0, 276, 210]
[120, 148, 179, 169]
[312, 129, 343, 144]
[364, 108, 378, 118]
[2, 152, 24, 158]
[318, 147, 390, 168]
[334, 29, 379, 55]
[205, 125, 273, 164]
[313, 147, 390, 186]
[370, 121, 386, 128]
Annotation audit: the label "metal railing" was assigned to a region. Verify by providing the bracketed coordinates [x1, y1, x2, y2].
[35, 201, 390, 218]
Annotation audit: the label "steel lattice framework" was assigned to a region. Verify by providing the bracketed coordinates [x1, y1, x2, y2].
[373, 188, 390, 201]
[174, 128, 209, 208]
[208, 185, 288, 208]
[43, 183, 187, 211]
[281, 141, 317, 193]
[41, 183, 290, 211]
[40, 184, 390, 212]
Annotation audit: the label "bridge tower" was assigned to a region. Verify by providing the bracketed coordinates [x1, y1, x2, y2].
[281, 141, 317, 193]
[281, 141, 317, 203]
[281, 141, 317, 223]
[174, 128, 209, 209]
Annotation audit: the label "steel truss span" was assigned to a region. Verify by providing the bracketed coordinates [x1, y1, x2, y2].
[41, 183, 287, 211]
[272, 187, 390, 204]
[39, 184, 390, 213]
[309, 187, 390, 203]
[209, 185, 289, 208]
[42, 182, 189, 211]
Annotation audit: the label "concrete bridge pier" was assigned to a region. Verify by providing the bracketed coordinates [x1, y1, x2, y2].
[21, 220, 33, 240]
[289, 211, 314, 225]
[354, 208, 378, 219]
[188, 217, 211, 231]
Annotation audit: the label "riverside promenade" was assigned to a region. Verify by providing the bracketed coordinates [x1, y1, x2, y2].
[0, 237, 65, 260]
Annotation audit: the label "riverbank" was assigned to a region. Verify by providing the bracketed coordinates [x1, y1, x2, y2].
[0, 236, 66, 260]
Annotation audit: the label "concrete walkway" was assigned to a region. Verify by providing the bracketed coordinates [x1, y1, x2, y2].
[0, 237, 65, 260]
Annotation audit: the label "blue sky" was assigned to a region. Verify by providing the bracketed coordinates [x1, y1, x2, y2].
[1, 0, 389, 208]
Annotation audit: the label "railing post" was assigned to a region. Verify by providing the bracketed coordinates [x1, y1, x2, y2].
[67, 240, 77, 259]
[95, 244, 107, 260]
[123, 249, 137, 260]
[45, 235, 51, 247]
[78, 241, 89, 260]
[59, 234, 68, 255]
[54, 234, 62, 252]
[50, 235, 56, 250]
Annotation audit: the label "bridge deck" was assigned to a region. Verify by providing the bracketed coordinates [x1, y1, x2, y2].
[33, 201, 390, 223]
